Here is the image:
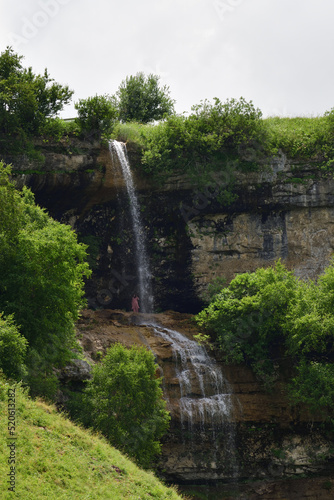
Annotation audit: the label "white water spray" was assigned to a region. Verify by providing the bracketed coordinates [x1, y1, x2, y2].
[149, 323, 235, 433]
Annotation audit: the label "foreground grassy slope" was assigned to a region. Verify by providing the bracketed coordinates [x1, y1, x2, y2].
[0, 377, 183, 500]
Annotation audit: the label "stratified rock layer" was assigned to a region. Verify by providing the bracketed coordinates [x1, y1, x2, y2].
[11, 143, 334, 313]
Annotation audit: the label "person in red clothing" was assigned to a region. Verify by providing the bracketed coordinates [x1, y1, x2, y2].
[131, 294, 139, 313]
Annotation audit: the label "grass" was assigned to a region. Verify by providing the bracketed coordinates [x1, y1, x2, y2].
[111, 122, 150, 149]
[0, 376, 184, 500]
[112, 115, 334, 167]
[263, 115, 333, 159]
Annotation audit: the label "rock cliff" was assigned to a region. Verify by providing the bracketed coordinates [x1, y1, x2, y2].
[5, 140, 334, 495]
[9, 140, 334, 313]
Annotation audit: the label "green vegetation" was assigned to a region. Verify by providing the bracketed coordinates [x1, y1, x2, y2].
[81, 343, 170, 468]
[2, 47, 334, 196]
[0, 314, 27, 380]
[264, 114, 334, 165]
[75, 94, 118, 140]
[115, 97, 265, 179]
[0, 161, 91, 397]
[116, 72, 175, 123]
[0, 47, 73, 154]
[0, 376, 183, 500]
[40, 117, 79, 142]
[0, 162, 171, 470]
[114, 106, 334, 184]
[196, 261, 334, 419]
[201, 275, 227, 305]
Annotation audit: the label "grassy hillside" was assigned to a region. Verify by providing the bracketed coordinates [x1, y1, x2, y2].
[0, 376, 183, 499]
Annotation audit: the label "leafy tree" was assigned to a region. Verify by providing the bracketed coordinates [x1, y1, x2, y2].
[0, 47, 73, 149]
[188, 97, 264, 149]
[196, 261, 299, 385]
[75, 94, 118, 139]
[116, 72, 175, 123]
[289, 361, 334, 417]
[83, 343, 170, 468]
[0, 162, 91, 396]
[202, 275, 227, 304]
[0, 314, 27, 380]
[196, 260, 334, 419]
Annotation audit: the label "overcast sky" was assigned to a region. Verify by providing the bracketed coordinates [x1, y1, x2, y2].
[1, 0, 333, 118]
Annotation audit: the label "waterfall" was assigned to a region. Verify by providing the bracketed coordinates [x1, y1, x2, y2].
[149, 322, 238, 477]
[109, 140, 153, 313]
[150, 324, 233, 428]
[110, 139, 238, 479]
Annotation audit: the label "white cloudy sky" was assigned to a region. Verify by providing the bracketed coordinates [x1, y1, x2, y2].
[1, 0, 333, 118]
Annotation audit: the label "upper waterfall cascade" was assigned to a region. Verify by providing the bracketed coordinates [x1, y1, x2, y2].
[109, 140, 154, 313]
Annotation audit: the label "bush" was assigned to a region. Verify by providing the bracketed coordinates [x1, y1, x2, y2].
[196, 261, 299, 385]
[189, 97, 264, 148]
[83, 343, 170, 468]
[289, 361, 334, 417]
[125, 97, 266, 196]
[0, 162, 91, 396]
[75, 94, 118, 140]
[40, 117, 79, 141]
[116, 72, 175, 123]
[196, 260, 334, 417]
[202, 275, 227, 304]
[0, 314, 27, 380]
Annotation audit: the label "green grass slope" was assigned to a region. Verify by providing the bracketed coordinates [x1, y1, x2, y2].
[0, 377, 183, 499]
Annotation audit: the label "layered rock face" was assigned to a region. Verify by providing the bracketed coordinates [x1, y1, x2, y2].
[187, 158, 334, 297]
[10, 142, 334, 313]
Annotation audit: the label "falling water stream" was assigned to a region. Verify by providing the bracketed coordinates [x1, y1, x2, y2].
[109, 140, 153, 313]
[149, 323, 233, 432]
[110, 140, 237, 480]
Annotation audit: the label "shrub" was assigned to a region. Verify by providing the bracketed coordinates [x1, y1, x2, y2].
[196, 260, 334, 417]
[202, 275, 227, 304]
[116, 72, 175, 123]
[40, 117, 79, 141]
[129, 97, 266, 196]
[289, 361, 334, 416]
[0, 314, 27, 380]
[75, 94, 118, 140]
[83, 343, 170, 468]
[0, 162, 91, 396]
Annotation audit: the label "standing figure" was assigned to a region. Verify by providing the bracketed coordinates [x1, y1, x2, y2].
[131, 294, 139, 313]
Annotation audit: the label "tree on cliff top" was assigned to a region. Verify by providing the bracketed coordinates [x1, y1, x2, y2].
[116, 72, 175, 123]
[74, 94, 118, 140]
[0, 47, 73, 141]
